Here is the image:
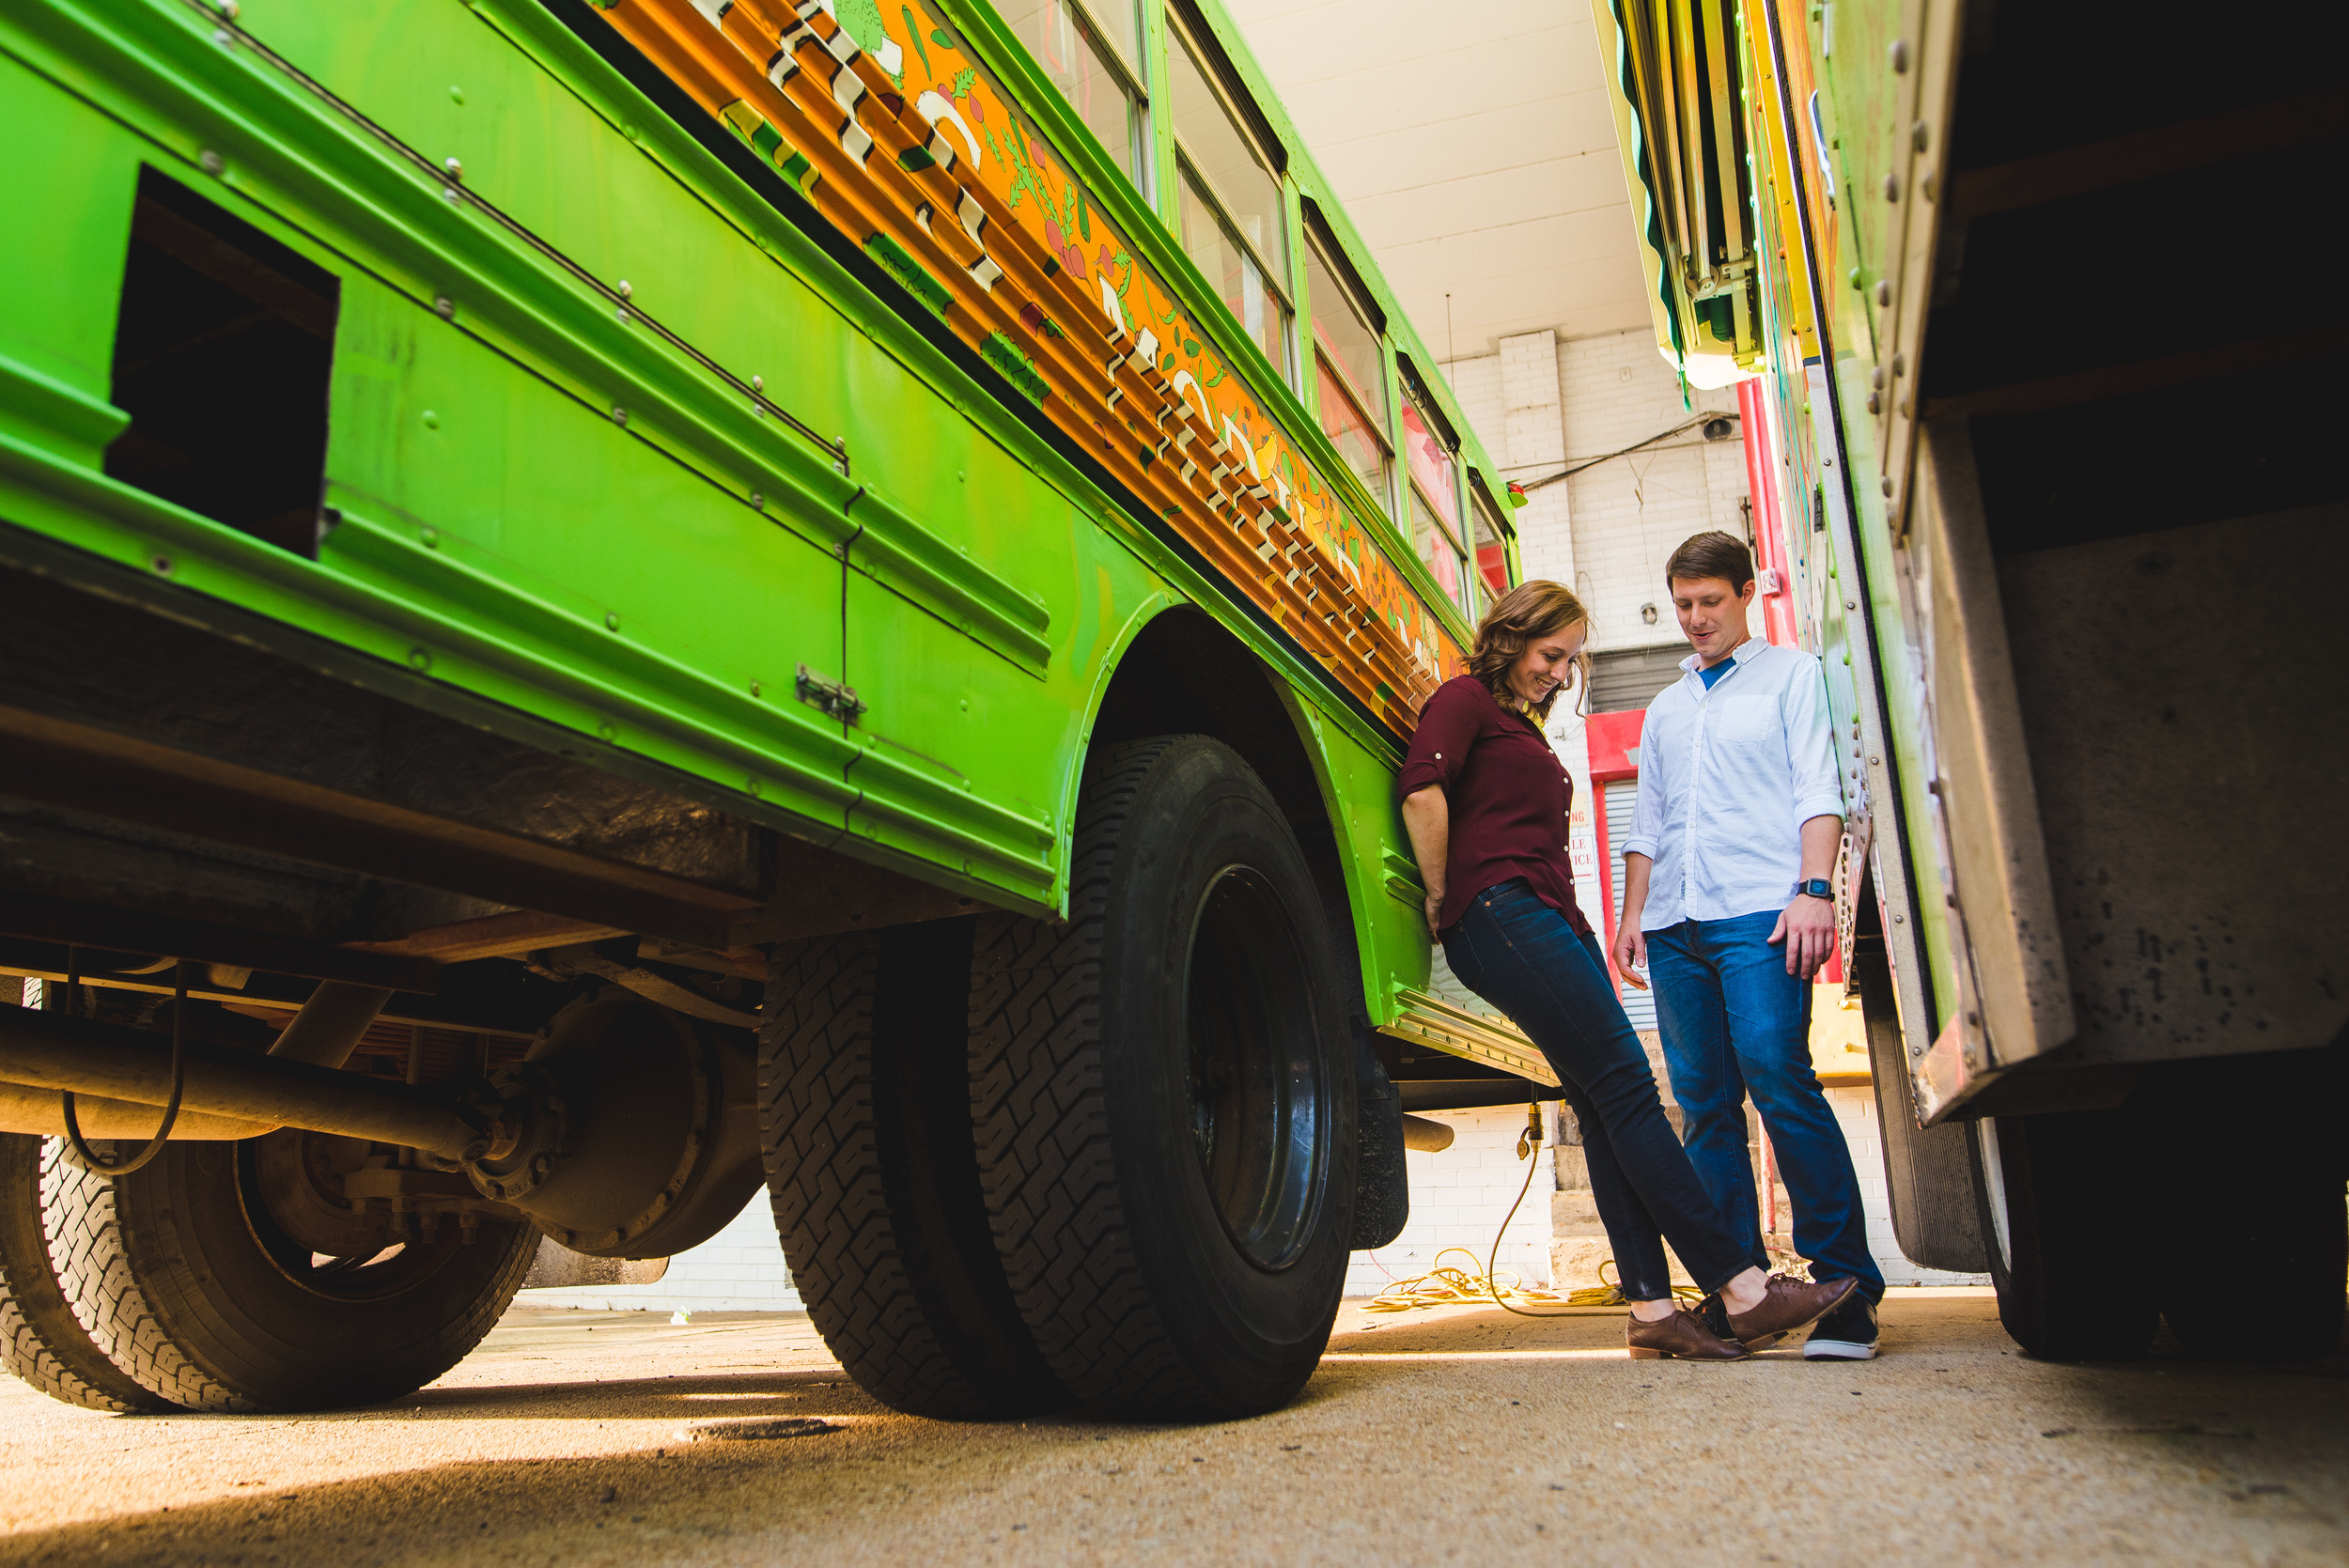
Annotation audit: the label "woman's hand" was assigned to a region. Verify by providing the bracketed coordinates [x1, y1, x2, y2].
[1399, 786, 1450, 939]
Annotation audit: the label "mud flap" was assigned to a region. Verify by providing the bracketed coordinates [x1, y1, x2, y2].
[1348, 1017, 1408, 1250]
[1856, 951, 1987, 1273]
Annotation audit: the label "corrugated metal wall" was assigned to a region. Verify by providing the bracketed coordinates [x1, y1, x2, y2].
[1603, 778, 1657, 1032]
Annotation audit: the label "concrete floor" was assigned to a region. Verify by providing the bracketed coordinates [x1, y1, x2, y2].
[1, 1290, 2341, 1566]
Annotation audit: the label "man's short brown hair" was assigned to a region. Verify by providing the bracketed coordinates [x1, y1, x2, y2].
[1665, 530, 1754, 591]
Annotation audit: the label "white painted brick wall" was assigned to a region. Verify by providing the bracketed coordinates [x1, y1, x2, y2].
[1449, 326, 1759, 624]
[1555, 330, 1752, 652]
[1349, 1105, 1555, 1296]
[1440, 353, 1502, 445]
[1499, 330, 1565, 470]
[517, 1191, 804, 1314]
[1441, 332, 1572, 592]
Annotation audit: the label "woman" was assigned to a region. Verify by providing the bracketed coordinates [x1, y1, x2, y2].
[1397, 581, 1855, 1360]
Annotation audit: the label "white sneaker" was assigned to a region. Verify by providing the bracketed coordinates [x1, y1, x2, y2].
[1801, 1295, 1879, 1359]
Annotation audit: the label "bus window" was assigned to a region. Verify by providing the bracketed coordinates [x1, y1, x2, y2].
[1000, 0, 1150, 185]
[1470, 490, 1510, 598]
[1402, 393, 1470, 615]
[1179, 180, 1288, 380]
[1305, 238, 1390, 514]
[1400, 394, 1459, 535]
[1409, 485, 1469, 617]
[1168, 16, 1291, 381]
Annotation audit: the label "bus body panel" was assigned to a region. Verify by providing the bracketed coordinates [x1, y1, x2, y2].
[0, 0, 1473, 1040]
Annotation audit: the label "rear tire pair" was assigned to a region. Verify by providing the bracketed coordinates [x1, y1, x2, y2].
[761, 737, 1357, 1420]
[0, 1133, 169, 1412]
[1972, 1108, 2344, 1362]
[1, 1128, 536, 1412]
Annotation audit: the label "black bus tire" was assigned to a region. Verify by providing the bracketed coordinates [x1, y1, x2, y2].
[968, 736, 1357, 1420]
[44, 1132, 537, 1412]
[760, 924, 1066, 1419]
[2159, 1161, 2344, 1361]
[1970, 1110, 2159, 1361]
[0, 1134, 174, 1412]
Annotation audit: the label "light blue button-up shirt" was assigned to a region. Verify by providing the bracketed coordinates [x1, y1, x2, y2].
[1621, 638, 1846, 929]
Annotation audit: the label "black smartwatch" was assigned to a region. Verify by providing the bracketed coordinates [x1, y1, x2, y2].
[1793, 877, 1833, 900]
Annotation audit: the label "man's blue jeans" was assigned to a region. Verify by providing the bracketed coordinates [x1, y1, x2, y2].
[1648, 910, 1884, 1302]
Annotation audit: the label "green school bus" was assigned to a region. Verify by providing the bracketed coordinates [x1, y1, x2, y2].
[1596, 0, 2343, 1359]
[0, 0, 1552, 1418]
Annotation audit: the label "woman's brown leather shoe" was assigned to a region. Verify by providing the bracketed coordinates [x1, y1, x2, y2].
[1627, 1309, 1750, 1360]
[1723, 1274, 1857, 1348]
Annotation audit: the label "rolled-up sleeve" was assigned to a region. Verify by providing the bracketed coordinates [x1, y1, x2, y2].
[1395, 679, 1480, 802]
[1783, 654, 1847, 823]
[1620, 706, 1663, 861]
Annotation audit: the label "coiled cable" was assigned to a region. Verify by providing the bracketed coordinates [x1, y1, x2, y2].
[58, 953, 187, 1177]
[1363, 1103, 1703, 1318]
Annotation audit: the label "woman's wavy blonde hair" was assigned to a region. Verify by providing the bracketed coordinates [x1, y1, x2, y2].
[1468, 580, 1592, 722]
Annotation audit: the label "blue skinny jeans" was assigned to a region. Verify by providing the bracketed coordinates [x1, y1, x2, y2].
[1442, 880, 1753, 1302]
[1647, 910, 1885, 1303]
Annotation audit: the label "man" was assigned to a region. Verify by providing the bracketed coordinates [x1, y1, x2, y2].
[1610, 530, 1884, 1359]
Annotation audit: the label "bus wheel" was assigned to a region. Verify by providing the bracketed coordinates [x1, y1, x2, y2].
[1970, 1111, 2158, 1360]
[1, 1134, 175, 1411]
[968, 737, 1357, 1419]
[760, 924, 1066, 1419]
[44, 1130, 537, 1412]
[2159, 1155, 2344, 1361]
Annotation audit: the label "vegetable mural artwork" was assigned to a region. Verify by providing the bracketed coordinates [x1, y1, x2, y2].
[601, 0, 1462, 733]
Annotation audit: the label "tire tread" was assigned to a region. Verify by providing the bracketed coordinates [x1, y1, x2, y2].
[760, 933, 995, 1417]
[0, 1135, 174, 1413]
[966, 739, 1210, 1411]
[40, 1142, 247, 1411]
[41, 1138, 534, 1413]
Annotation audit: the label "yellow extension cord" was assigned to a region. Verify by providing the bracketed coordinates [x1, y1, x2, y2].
[1363, 1104, 1706, 1319]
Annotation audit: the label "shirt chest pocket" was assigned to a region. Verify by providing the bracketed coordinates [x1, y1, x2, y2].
[1712, 694, 1777, 749]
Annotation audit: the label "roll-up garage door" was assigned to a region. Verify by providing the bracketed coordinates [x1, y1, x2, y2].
[1603, 779, 1657, 1032]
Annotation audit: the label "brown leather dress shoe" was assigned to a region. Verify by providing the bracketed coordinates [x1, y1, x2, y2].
[1723, 1274, 1858, 1348]
[1627, 1309, 1750, 1360]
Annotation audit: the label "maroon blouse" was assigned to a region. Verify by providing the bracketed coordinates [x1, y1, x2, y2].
[1394, 675, 1591, 938]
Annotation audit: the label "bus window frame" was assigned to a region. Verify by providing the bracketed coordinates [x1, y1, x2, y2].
[1399, 380, 1473, 615]
[1003, 0, 1155, 192]
[1176, 163, 1294, 385]
[1468, 485, 1513, 598]
[1164, 10, 1295, 384]
[1408, 475, 1473, 619]
[1303, 234, 1392, 517]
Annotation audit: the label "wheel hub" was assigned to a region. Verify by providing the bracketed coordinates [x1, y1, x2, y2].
[1182, 867, 1325, 1272]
